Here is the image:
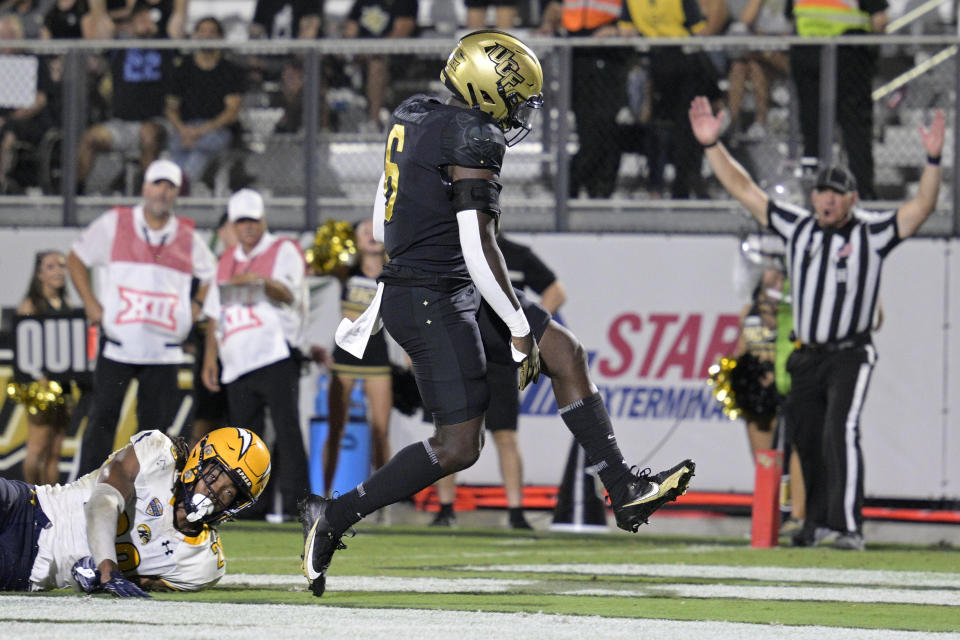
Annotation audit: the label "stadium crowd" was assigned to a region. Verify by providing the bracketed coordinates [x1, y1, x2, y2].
[0, 0, 946, 198]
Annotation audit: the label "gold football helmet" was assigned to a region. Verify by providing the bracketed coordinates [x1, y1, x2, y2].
[180, 427, 271, 525]
[440, 29, 544, 145]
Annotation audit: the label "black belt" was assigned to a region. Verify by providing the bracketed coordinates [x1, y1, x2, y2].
[797, 333, 871, 353]
[379, 264, 472, 293]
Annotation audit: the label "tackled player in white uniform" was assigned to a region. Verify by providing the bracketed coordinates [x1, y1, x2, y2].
[0, 427, 270, 596]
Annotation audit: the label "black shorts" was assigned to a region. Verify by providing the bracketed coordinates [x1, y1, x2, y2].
[465, 0, 517, 7]
[421, 361, 519, 431]
[382, 279, 550, 427]
[478, 289, 552, 367]
[332, 331, 391, 378]
[0, 479, 48, 591]
[484, 361, 519, 431]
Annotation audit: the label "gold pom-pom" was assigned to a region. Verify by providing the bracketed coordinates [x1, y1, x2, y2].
[706, 356, 742, 421]
[6, 380, 67, 417]
[307, 220, 357, 274]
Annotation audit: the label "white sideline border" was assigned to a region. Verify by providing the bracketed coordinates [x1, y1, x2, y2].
[1, 596, 959, 640]
[218, 574, 960, 607]
[461, 563, 960, 588]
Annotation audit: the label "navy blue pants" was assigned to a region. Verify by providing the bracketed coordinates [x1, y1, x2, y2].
[0, 478, 48, 591]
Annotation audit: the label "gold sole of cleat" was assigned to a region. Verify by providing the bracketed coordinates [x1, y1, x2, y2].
[302, 518, 322, 581]
[620, 465, 695, 508]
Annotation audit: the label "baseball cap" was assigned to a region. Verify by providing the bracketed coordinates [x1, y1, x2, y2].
[144, 159, 182, 188]
[227, 189, 265, 222]
[814, 164, 857, 194]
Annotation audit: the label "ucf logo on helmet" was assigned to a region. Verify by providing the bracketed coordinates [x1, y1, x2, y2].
[485, 43, 525, 90]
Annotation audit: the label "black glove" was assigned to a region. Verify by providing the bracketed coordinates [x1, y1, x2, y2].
[71, 556, 101, 593]
[100, 573, 152, 598]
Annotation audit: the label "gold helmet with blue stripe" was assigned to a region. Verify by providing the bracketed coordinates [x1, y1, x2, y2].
[440, 29, 544, 145]
[180, 427, 271, 525]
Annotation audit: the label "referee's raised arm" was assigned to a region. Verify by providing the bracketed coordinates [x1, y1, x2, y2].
[896, 109, 946, 239]
[688, 97, 770, 225]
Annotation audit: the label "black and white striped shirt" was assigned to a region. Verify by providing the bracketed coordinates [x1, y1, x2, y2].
[768, 200, 901, 345]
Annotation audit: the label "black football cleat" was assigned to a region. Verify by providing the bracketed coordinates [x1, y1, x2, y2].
[613, 459, 696, 532]
[299, 494, 349, 597]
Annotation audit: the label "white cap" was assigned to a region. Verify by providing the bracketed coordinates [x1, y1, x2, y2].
[227, 188, 265, 222]
[143, 159, 182, 188]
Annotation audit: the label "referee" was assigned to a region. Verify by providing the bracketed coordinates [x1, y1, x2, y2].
[689, 96, 945, 550]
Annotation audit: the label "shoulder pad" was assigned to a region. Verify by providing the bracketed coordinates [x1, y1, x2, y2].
[443, 111, 506, 172]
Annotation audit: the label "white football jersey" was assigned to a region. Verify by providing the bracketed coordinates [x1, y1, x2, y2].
[30, 430, 226, 591]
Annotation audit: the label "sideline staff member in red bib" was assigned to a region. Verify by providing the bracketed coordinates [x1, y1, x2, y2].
[67, 159, 216, 476]
[201, 188, 309, 520]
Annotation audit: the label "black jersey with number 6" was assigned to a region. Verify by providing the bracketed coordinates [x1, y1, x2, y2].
[382, 95, 506, 274]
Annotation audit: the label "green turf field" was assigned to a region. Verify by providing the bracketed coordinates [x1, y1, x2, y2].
[147, 520, 960, 634]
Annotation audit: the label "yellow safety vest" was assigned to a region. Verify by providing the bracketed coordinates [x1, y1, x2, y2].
[794, 0, 871, 35]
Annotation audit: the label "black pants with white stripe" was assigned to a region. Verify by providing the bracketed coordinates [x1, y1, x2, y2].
[785, 344, 876, 536]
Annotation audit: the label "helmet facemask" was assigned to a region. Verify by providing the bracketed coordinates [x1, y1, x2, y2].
[177, 427, 271, 528]
[180, 457, 256, 527]
[503, 90, 543, 147]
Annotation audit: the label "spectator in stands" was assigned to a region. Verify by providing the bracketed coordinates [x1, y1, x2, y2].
[41, 0, 112, 39]
[602, 0, 722, 199]
[201, 188, 310, 521]
[725, 0, 790, 141]
[342, 0, 418, 133]
[0, 0, 54, 39]
[465, 0, 517, 29]
[537, 1, 627, 199]
[0, 14, 59, 194]
[248, 1, 325, 128]
[789, 0, 888, 199]
[164, 16, 244, 192]
[108, 0, 188, 39]
[16, 251, 72, 485]
[249, 0, 322, 39]
[66, 159, 217, 476]
[76, 3, 173, 194]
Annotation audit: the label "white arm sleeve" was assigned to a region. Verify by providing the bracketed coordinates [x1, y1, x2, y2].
[457, 209, 530, 338]
[372, 173, 386, 242]
[84, 482, 126, 566]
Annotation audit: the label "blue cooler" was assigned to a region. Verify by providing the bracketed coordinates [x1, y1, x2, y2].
[309, 375, 371, 496]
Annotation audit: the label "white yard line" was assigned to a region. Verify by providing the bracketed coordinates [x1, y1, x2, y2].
[1, 596, 958, 640]
[220, 574, 960, 606]
[559, 584, 960, 606]
[463, 563, 960, 588]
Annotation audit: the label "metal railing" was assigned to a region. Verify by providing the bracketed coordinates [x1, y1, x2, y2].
[0, 34, 955, 235]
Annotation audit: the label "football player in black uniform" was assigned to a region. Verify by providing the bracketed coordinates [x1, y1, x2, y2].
[300, 30, 695, 597]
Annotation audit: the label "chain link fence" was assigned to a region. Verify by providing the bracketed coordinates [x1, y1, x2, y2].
[0, 34, 956, 234]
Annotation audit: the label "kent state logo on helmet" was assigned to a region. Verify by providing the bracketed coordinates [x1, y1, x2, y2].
[180, 427, 272, 525]
[440, 29, 544, 144]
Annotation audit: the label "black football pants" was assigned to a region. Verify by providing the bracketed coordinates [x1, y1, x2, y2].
[226, 357, 309, 513]
[785, 344, 876, 535]
[78, 355, 180, 476]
